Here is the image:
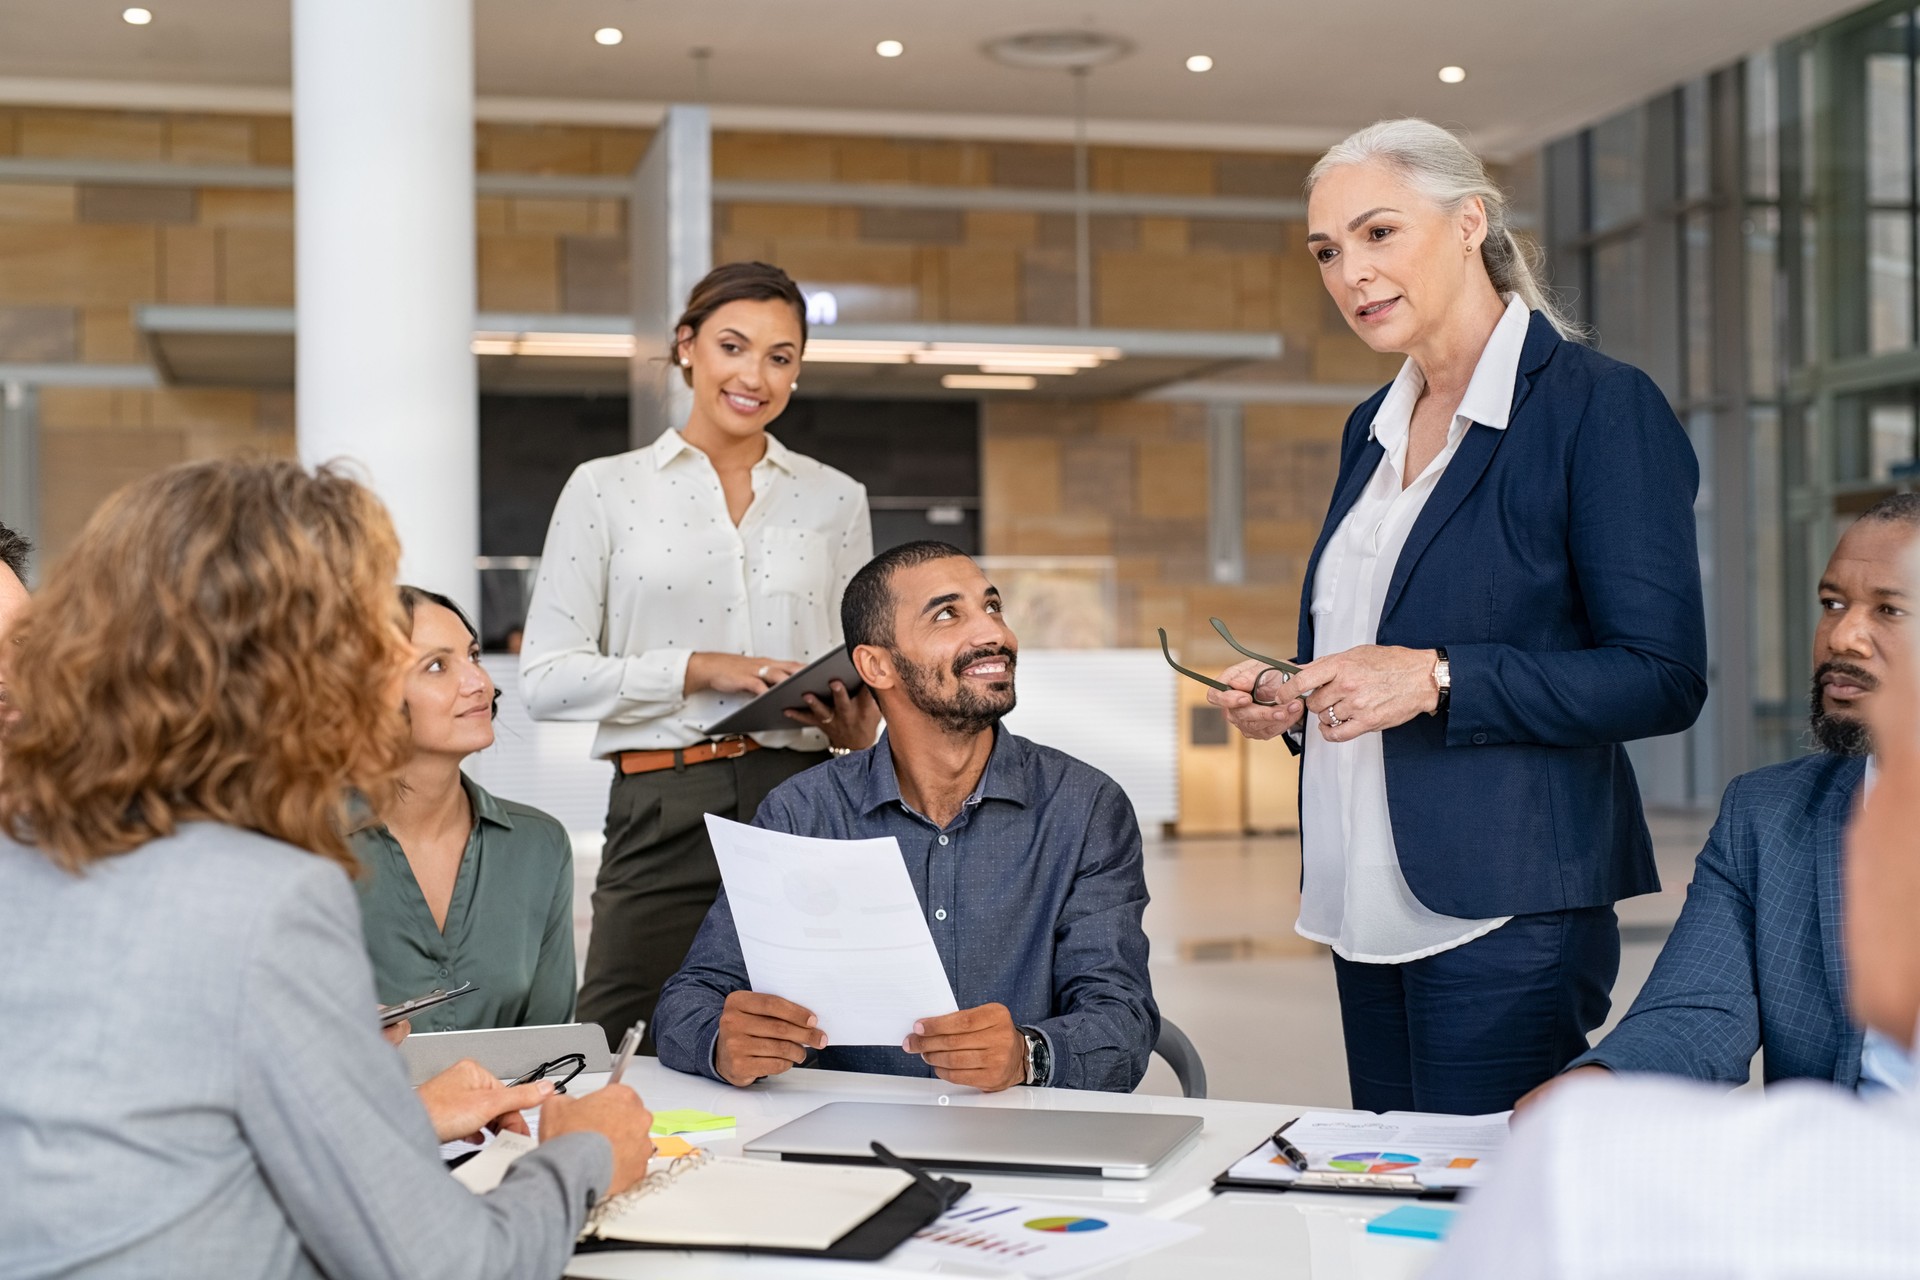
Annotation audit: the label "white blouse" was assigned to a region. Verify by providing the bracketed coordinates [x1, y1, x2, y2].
[519, 429, 872, 757]
[1297, 294, 1531, 964]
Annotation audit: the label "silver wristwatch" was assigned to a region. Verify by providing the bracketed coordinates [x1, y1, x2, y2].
[1431, 647, 1451, 714]
[1020, 1026, 1050, 1086]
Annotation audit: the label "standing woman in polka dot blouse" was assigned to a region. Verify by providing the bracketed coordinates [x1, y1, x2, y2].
[520, 261, 878, 1049]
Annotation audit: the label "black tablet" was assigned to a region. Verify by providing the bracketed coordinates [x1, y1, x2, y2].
[702, 645, 864, 737]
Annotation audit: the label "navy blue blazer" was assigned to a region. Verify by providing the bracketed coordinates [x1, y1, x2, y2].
[1298, 311, 1708, 918]
[1572, 752, 1867, 1087]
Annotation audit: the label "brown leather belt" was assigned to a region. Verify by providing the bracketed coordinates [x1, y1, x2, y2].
[615, 737, 759, 776]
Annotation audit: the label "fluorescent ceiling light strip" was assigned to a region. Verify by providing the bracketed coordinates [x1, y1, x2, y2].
[927, 342, 1122, 360]
[979, 365, 1078, 376]
[941, 373, 1037, 390]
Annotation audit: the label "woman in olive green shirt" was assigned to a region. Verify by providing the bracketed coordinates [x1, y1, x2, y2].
[354, 588, 576, 1032]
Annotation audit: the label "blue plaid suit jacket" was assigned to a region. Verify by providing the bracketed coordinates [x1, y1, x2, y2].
[1572, 751, 1867, 1087]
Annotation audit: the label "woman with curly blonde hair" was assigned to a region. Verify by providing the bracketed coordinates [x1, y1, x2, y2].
[0, 459, 654, 1280]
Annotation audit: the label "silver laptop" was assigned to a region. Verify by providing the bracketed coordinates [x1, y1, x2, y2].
[743, 1101, 1203, 1180]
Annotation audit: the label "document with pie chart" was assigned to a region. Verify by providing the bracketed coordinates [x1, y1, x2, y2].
[1222, 1110, 1511, 1191]
[706, 814, 959, 1045]
[898, 1194, 1201, 1277]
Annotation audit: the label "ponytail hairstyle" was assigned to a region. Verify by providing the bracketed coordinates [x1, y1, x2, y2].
[1306, 118, 1582, 340]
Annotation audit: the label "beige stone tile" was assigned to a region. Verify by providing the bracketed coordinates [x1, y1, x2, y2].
[712, 132, 836, 182]
[939, 246, 1019, 324]
[1310, 333, 1402, 383]
[478, 125, 595, 174]
[160, 226, 221, 303]
[478, 234, 559, 312]
[0, 184, 76, 223]
[592, 127, 652, 175]
[988, 144, 1074, 190]
[252, 115, 294, 166]
[0, 305, 77, 361]
[983, 436, 1063, 520]
[834, 138, 916, 184]
[962, 210, 1036, 248]
[1137, 217, 1187, 254]
[256, 390, 295, 434]
[912, 141, 992, 187]
[1214, 151, 1314, 198]
[1189, 219, 1287, 255]
[0, 110, 17, 157]
[196, 188, 294, 228]
[1136, 439, 1208, 518]
[219, 227, 294, 305]
[513, 198, 604, 235]
[17, 110, 164, 161]
[80, 307, 143, 363]
[858, 207, 963, 245]
[78, 185, 196, 225]
[995, 513, 1114, 556]
[1095, 251, 1238, 330]
[727, 203, 840, 240]
[766, 241, 915, 285]
[476, 196, 510, 235]
[592, 198, 624, 236]
[0, 225, 158, 306]
[1019, 248, 1078, 327]
[560, 236, 627, 314]
[39, 426, 186, 559]
[38, 386, 148, 429]
[1096, 147, 1214, 195]
[166, 115, 254, 165]
[149, 387, 259, 431]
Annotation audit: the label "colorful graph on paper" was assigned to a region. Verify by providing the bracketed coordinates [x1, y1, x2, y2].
[1327, 1151, 1421, 1173]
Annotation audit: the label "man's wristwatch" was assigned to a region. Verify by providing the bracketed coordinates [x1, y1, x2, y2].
[1431, 647, 1451, 714]
[1019, 1026, 1052, 1086]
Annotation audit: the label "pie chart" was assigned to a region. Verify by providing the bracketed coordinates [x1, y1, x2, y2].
[1328, 1152, 1420, 1173]
[1024, 1216, 1109, 1234]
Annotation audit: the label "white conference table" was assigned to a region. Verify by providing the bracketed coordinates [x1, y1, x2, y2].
[561, 1059, 1439, 1280]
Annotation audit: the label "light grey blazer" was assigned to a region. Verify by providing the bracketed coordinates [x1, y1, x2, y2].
[0, 822, 612, 1280]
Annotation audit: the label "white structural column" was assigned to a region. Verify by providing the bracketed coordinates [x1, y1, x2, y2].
[293, 0, 479, 612]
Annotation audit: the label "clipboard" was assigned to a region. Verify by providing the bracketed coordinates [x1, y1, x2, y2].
[571, 1142, 968, 1261]
[1212, 1137, 1463, 1201]
[701, 645, 864, 737]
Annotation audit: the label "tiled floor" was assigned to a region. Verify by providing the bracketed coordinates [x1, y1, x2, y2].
[570, 808, 1718, 1109]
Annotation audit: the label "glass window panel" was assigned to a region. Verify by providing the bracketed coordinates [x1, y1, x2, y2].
[1872, 399, 1918, 480]
[1589, 109, 1645, 232]
[1802, 210, 1820, 366]
[1746, 52, 1780, 200]
[1868, 210, 1915, 354]
[1591, 235, 1645, 370]
[1747, 207, 1779, 398]
[1685, 211, 1712, 401]
[1867, 16, 1913, 205]
[1682, 80, 1711, 202]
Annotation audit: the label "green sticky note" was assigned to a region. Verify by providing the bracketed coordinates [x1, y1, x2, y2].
[650, 1109, 736, 1136]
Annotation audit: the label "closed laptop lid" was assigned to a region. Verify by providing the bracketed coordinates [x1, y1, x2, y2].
[742, 1101, 1204, 1180]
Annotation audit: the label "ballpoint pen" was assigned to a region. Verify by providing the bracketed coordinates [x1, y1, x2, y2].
[1270, 1118, 1310, 1172]
[608, 1020, 646, 1088]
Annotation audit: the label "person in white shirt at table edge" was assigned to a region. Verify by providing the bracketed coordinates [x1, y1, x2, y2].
[1429, 537, 1920, 1278]
[519, 261, 879, 1051]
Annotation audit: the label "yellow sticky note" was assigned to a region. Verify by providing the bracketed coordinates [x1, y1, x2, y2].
[652, 1135, 694, 1159]
[650, 1108, 735, 1135]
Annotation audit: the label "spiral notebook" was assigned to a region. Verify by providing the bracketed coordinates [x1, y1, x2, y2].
[457, 1133, 964, 1258]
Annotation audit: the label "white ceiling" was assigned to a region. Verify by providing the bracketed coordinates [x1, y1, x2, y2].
[0, 0, 1868, 156]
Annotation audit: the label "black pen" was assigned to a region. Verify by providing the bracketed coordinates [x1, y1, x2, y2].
[1270, 1118, 1309, 1172]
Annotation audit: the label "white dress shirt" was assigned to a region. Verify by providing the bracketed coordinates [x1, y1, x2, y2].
[1298, 294, 1532, 964]
[519, 429, 872, 757]
[1427, 1059, 1920, 1279]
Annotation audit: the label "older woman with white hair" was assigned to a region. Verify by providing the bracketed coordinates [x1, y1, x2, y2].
[1209, 119, 1708, 1115]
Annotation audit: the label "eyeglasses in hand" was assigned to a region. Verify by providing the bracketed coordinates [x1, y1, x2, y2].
[507, 1052, 586, 1094]
[1157, 618, 1302, 707]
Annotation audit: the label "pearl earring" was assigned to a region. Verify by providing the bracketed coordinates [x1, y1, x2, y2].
[680, 358, 690, 367]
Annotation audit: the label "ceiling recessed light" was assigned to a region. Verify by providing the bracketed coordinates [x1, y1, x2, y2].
[876, 39, 905, 58]
[1437, 65, 1467, 84]
[593, 27, 623, 46]
[1186, 54, 1213, 73]
[122, 7, 152, 23]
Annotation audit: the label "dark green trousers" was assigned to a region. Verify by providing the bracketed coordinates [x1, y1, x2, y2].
[578, 747, 828, 1051]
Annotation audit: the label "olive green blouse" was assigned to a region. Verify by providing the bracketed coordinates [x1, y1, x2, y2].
[352, 775, 577, 1032]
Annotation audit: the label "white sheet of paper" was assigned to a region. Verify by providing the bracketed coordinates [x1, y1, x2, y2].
[451, 1129, 536, 1194]
[896, 1194, 1202, 1278]
[1224, 1110, 1510, 1190]
[705, 814, 959, 1046]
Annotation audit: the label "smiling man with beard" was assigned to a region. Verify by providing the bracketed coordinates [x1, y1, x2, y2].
[1514, 493, 1920, 1113]
[654, 541, 1159, 1092]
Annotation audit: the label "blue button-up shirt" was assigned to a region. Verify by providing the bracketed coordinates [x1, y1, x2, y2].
[654, 728, 1159, 1092]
